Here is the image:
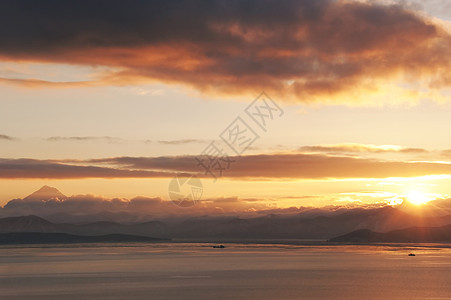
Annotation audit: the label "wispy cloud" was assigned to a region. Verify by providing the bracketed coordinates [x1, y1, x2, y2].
[0, 134, 18, 141]
[157, 139, 206, 145]
[45, 136, 124, 143]
[0, 1, 450, 103]
[0, 77, 95, 88]
[299, 143, 428, 154]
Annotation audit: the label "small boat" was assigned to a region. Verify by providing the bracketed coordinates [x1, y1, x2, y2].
[408, 253, 416, 256]
[213, 245, 225, 248]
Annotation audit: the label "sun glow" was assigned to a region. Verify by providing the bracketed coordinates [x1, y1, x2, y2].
[406, 190, 431, 205]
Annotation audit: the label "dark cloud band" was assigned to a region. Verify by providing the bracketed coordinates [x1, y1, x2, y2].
[2, 153, 451, 179]
[0, 0, 449, 102]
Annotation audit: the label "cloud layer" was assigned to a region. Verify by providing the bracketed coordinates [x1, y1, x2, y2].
[0, 0, 450, 103]
[0, 158, 181, 179]
[0, 185, 401, 221]
[1, 192, 277, 220]
[3, 151, 451, 180]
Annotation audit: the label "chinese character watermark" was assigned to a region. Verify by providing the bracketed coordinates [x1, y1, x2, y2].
[169, 92, 283, 207]
[245, 92, 284, 132]
[195, 141, 234, 180]
[220, 117, 259, 155]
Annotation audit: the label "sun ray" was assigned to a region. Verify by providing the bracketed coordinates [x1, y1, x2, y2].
[406, 190, 432, 205]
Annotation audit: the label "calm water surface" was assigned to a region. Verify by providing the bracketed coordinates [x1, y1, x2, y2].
[0, 243, 450, 299]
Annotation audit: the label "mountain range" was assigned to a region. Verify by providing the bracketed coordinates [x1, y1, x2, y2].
[330, 225, 451, 243]
[0, 186, 450, 242]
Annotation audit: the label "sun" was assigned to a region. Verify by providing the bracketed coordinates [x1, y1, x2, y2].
[406, 190, 431, 205]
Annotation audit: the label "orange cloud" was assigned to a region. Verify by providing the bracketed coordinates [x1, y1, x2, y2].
[0, 1, 450, 103]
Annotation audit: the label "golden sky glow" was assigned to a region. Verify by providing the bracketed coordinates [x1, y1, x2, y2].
[2, 0, 451, 216]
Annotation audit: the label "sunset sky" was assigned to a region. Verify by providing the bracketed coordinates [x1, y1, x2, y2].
[2, 0, 451, 213]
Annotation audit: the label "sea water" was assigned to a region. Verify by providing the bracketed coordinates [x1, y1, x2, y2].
[0, 243, 450, 299]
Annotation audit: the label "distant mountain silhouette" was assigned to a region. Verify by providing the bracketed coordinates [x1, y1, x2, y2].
[0, 232, 166, 245]
[329, 224, 451, 242]
[23, 185, 67, 201]
[58, 220, 171, 238]
[0, 215, 171, 239]
[0, 215, 61, 233]
[1, 210, 450, 241]
[160, 206, 451, 239]
[3, 186, 68, 214]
